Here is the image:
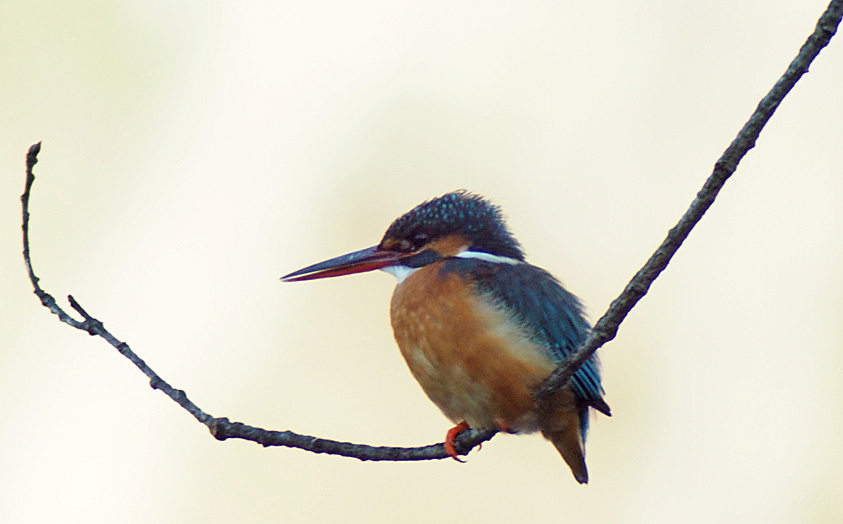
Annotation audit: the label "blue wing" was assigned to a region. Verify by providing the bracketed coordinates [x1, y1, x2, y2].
[441, 258, 610, 423]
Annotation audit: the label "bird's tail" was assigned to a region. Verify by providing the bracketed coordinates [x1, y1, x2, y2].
[540, 396, 590, 484]
[542, 424, 588, 484]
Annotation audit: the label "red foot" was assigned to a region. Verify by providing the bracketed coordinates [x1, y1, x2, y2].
[444, 421, 471, 462]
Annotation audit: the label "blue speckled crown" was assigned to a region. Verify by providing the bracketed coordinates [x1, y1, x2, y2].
[380, 190, 525, 260]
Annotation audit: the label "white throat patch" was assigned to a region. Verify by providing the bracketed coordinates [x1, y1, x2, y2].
[380, 265, 418, 284]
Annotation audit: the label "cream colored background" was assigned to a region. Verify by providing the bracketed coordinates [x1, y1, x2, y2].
[2, 2, 842, 523]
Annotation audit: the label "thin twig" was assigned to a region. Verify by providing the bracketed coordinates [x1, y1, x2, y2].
[21, 143, 86, 331]
[536, 0, 843, 400]
[20, 141, 494, 460]
[21, 0, 842, 462]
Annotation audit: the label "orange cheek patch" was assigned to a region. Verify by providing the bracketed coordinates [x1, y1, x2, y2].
[427, 235, 470, 258]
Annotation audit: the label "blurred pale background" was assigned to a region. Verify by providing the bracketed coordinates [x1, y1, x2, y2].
[1, 1, 841, 523]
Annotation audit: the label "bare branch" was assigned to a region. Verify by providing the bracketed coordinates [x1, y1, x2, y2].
[21, 143, 86, 331]
[536, 0, 843, 400]
[21, 0, 842, 462]
[20, 143, 494, 460]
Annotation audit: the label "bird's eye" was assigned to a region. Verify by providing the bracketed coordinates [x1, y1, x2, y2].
[398, 239, 413, 251]
[394, 232, 428, 252]
[411, 232, 428, 247]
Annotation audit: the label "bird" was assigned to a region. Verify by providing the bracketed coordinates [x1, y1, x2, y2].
[280, 190, 609, 483]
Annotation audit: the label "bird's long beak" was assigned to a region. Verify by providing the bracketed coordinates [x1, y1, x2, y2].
[280, 245, 406, 282]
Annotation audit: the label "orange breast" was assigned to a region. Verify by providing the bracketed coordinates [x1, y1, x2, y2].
[390, 263, 560, 432]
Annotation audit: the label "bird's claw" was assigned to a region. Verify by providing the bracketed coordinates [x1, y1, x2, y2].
[444, 421, 471, 462]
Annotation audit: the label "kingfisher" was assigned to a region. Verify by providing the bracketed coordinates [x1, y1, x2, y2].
[281, 190, 609, 483]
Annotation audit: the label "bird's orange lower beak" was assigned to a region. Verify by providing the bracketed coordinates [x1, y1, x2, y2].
[280, 246, 405, 282]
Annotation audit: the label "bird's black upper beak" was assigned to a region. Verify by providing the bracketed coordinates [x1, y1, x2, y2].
[280, 245, 407, 282]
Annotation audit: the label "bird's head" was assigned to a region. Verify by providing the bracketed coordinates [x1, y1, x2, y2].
[280, 190, 524, 283]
